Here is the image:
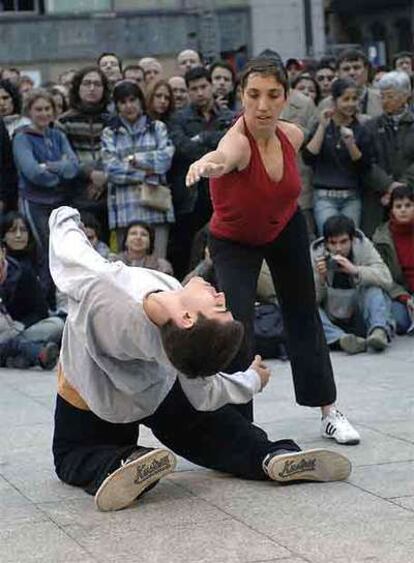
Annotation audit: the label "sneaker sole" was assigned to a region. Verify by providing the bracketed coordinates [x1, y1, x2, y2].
[95, 449, 176, 512]
[266, 449, 352, 483]
[367, 336, 387, 352]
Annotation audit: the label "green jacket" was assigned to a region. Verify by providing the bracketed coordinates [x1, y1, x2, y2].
[372, 221, 411, 301]
[361, 110, 414, 236]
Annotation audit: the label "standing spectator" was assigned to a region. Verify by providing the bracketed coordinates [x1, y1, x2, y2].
[19, 75, 35, 101]
[123, 64, 145, 91]
[168, 76, 189, 110]
[98, 52, 123, 88]
[110, 221, 173, 275]
[303, 78, 372, 235]
[12, 89, 79, 306]
[58, 69, 77, 91]
[393, 52, 413, 78]
[292, 73, 321, 106]
[373, 186, 414, 334]
[285, 58, 304, 84]
[168, 66, 234, 279]
[1, 68, 20, 86]
[101, 80, 174, 257]
[311, 215, 393, 354]
[138, 57, 163, 88]
[0, 79, 31, 136]
[362, 71, 414, 237]
[58, 66, 112, 239]
[210, 60, 236, 110]
[0, 117, 18, 213]
[146, 79, 175, 122]
[315, 62, 336, 101]
[176, 49, 202, 75]
[48, 86, 68, 117]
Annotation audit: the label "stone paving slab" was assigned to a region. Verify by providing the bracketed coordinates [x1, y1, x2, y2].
[0, 335, 413, 562]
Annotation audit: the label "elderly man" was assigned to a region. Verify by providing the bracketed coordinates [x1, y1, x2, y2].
[362, 71, 414, 236]
[176, 49, 202, 75]
[138, 57, 163, 87]
[168, 76, 189, 110]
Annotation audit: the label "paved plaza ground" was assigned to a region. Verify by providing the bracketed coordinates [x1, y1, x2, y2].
[0, 336, 413, 563]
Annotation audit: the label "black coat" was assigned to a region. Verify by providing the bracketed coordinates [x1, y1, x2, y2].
[0, 118, 18, 211]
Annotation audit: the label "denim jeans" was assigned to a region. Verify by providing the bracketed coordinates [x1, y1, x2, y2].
[22, 317, 64, 344]
[320, 286, 393, 344]
[53, 382, 301, 495]
[391, 299, 412, 334]
[314, 191, 362, 236]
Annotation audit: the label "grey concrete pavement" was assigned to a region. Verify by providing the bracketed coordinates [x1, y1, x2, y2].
[0, 336, 413, 563]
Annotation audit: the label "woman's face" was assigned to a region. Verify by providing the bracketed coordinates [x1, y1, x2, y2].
[29, 97, 55, 129]
[241, 73, 286, 131]
[335, 87, 359, 118]
[152, 85, 171, 117]
[391, 197, 414, 224]
[117, 95, 142, 123]
[79, 71, 104, 105]
[125, 225, 151, 255]
[52, 93, 64, 116]
[4, 218, 29, 252]
[0, 88, 14, 116]
[294, 78, 317, 102]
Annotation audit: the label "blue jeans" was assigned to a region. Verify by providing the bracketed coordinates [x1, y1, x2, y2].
[391, 300, 412, 334]
[320, 286, 393, 344]
[314, 191, 361, 236]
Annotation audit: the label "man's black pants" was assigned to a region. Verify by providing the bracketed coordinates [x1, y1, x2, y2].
[53, 381, 300, 495]
[209, 210, 337, 421]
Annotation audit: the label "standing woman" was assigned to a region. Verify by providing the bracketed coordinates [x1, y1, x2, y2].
[0, 79, 31, 137]
[302, 77, 372, 235]
[146, 79, 175, 123]
[12, 89, 79, 306]
[186, 57, 359, 444]
[101, 80, 175, 257]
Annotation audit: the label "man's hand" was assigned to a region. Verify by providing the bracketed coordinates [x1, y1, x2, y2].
[316, 256, 328, 283]
[319, 108, 333, 128]
[249, 355, 271, 391]
[186, 160, 226, 187]
[331, 254, 359, 275]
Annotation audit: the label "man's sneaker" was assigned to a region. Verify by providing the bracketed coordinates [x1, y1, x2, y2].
[263, 449, 352, 483]
[339, 334, 366, 355]
[38, 342, 60, 370]
[95, 447, 176, 512]
[367, 328, 388, 352]
[321, 409, 360, 445]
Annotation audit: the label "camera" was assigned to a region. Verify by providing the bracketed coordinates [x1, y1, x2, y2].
[325, 253, 340, 272]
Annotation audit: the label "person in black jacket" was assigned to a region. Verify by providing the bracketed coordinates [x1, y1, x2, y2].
[167, 66, 234, 279]
[0, 117, 18, 213]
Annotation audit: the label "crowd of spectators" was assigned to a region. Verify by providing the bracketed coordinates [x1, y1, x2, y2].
[0, 47, 413, 369]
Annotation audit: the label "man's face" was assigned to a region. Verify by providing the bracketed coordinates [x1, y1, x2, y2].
[338, 59, 367, 87]
[99, 55, 122, 81]
[380, 88, 409, 115]
[2, 69, 20, 85]
[143, 61, 162, 86]
[326, 234, 353, 258]
[177, 50, 201, 75]
[395, 56, 413, 77]
[124, 68, 145, 90]
[168, 76, 189, 109]
[391, 197, 414, 224]
[188, 77, 213, 110]
[180, 277, 233, 324]
[211, 66, 234, 97]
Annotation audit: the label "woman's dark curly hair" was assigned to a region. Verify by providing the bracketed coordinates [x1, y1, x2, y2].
[69, 66, 111, 111]
[0, 79, 22, 115]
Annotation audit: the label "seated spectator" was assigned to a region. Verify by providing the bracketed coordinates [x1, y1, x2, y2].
[12, 89, 79, 307]
[210, 60, 236, 110]
[303, 78, 372, 235]
[101, 80, 175, 257]
[168, 76, 189, 110]
[138, 57, 163, 88]
[373, 186, 414, 334]
[176, 49, 202, 75]
[311, 215, 393, 354]
[0, 79, 31, 136]
[58, 66, 112, 240]
[110, 221, 173, 274]
[0, 116, 18, 213]
[146, 79, 175, 122]
[97, 52, 123, 89]
[362, 71, 414, 237]
[80, 211, 110, 259]
[315, 61, 336, 101]
[292, 73, 321, 106]
[123, 64, 145, 91]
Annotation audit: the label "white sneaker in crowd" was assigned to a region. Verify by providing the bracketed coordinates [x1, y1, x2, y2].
[321, 409, 360, 445]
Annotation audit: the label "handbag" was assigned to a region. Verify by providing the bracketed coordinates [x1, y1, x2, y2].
[139, 182, 172, 212]
[253, 302, 288, 360]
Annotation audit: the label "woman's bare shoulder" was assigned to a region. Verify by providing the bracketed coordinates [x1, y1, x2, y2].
[277, 120, 304, 152]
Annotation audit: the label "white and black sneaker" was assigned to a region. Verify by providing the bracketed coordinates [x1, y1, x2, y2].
[321, 409, 360, 445]
[95, 447, 176, 512]
[263, 449, 352, 483]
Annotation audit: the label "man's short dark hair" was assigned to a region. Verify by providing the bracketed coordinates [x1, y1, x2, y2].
[209, 60, 236, 83]
[390, 185, 414, 207]
[97, 52, 122, 71]
[123, 64, 144, 78]
[160, 313, 244, 378]
[184, 66, 211, 87]
[336, 49, 369, 70]
[393, 51, 413, 67]
[323, 215, 356, 240]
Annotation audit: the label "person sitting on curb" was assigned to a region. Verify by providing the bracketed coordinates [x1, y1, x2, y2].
[373, 185, 414, 334]
[311, 215, 393, 354]
[49, 206, 352, 512]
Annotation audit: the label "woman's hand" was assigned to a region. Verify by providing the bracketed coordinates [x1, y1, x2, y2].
[186, 160, 226, 187]
[320, 108, 333, 128]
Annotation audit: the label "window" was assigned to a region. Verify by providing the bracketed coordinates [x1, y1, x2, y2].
[45, 0, 110, 13]
[0, 0, 38, 11]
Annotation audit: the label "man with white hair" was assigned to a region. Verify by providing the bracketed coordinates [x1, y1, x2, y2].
[138, 57, 163, 87]
[362, 70, 414, 236]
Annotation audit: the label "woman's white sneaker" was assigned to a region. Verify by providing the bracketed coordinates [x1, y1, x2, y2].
[321, 409, 360, 445]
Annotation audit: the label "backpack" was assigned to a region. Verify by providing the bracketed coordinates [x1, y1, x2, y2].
[253, 302, 288, 360]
